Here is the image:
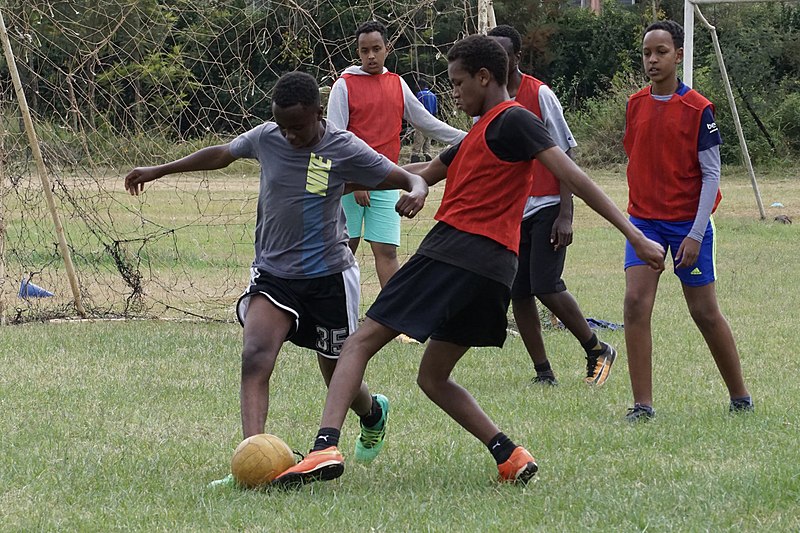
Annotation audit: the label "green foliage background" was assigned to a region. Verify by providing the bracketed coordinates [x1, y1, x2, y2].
[2, 0, 799, 165]
[495, 0, 800, 165]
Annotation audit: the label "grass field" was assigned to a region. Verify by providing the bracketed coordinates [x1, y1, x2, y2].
[1, 166, 799, 531]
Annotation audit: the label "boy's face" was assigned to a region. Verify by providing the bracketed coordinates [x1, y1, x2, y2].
[357, 31, 388, 75]
[642, 29, 683, 84]
[489, 36, 518, 81]
[448, 59, 489, 117]
[272, 103, 323, 148]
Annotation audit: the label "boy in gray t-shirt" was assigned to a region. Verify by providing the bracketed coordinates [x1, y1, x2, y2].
[124, 72, 427, 487]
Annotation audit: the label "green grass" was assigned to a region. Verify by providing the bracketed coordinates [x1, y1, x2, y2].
[1, 167, 799, 530]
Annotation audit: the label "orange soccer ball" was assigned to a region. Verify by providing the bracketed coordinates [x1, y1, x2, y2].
[230, 434, 295, 488]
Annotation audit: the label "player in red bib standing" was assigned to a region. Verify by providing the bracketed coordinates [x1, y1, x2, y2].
[328, 21, 465, 292]
[488, 25, 618, 388]
[622, 20, 752, 421]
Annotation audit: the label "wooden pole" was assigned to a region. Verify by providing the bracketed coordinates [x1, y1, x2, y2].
[0, 125, 6, 326]
[694, 5, 766, 220]
[0, 9, 87, 316]
[477, 0, 497, 34]
[477, 0, 489, 34]
[684, 0, 695, 86]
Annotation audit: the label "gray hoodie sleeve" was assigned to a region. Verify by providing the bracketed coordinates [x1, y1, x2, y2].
[327, 78, 350, 130]
[400, 78, 466, 145]
[689, 145, 722, 243]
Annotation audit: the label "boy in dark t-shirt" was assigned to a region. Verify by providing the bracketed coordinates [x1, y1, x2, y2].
[274, 36, 665, 488]
[124, 72, 428, 487]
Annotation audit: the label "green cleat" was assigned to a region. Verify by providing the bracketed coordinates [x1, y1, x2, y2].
[354, 394, 389, 463]
[207, 473, 238, 489]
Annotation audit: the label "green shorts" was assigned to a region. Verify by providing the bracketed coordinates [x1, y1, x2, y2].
[341, 189, 401, 246]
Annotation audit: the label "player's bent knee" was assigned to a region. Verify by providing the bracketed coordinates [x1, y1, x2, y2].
[689, 307, 726, 333]
[416, 372, 434, 397]
[416, 370, 445, 398]
[241, 345, 278, 378]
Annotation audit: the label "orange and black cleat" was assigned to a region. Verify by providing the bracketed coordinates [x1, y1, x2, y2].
[497, 446, 538, 484]
[585, 343, 617, 386]
[271, 446, 344, 489]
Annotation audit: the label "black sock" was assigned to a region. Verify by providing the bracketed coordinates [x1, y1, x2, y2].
[360, 396, 383, 428]
[534, 360, 553, 375]
[487, 432, 517, 464]
[581, 333, 603, 355]
[312, 427, 340, 452]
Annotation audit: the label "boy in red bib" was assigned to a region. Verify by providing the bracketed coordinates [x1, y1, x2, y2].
[275, 35, 664, 488]
[488, 25, 618, 387]
[622, 21, 752, 421]
[328, 21, 465, 292]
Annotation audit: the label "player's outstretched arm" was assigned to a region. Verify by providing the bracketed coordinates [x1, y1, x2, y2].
[378, 167, 428, 219]
[402, 156, 448, 187]
[124, 144, 237, 196]
[536, 146, 666, 271]
[400, 79, 466, 145]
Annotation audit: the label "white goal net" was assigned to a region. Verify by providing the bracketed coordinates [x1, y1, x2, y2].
[0, 1, 475, 322]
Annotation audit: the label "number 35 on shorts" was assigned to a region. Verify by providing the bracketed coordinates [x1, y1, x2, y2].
[315, 326, 348, 356]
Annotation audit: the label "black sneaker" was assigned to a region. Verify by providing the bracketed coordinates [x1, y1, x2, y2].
[729, 396, 754, 413]
[531, 375, 558, 386]
[626, 403, 655, 422]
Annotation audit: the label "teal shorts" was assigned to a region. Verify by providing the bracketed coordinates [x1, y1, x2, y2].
[341, 189, 401, 246]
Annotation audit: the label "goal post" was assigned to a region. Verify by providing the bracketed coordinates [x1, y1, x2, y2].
[683, 0, 792, 87]
[691, 4, 766, 219]
[681, 0, 798, 220]
[0, 9, 86, 316]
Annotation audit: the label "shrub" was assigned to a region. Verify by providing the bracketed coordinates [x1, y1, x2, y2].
[566, 62, 642, 168]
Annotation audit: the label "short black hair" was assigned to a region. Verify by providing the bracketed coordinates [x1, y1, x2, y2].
[447, 35, 508, 85]
[644, 20, 684, 49]
[355, 20, 388, 44]
[487, 24, 522, 55]
[272, 71, 320, 108]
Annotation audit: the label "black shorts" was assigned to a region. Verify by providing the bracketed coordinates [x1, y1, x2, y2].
[366, 254, 511, 347]
[511, 204, 568, 299]
[236, 265, 360, 359]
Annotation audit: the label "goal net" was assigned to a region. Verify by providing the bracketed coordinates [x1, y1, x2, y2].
[0, 0, 475, 323]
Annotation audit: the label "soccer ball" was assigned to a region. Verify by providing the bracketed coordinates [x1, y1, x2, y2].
[230, 433, 295, 488]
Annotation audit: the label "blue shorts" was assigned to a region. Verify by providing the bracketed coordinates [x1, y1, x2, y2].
[624, 215, 717, 287]
[342, 190, 401, 246]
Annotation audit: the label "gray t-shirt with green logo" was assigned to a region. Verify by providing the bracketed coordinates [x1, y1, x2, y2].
[230, 121, 393, 279]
